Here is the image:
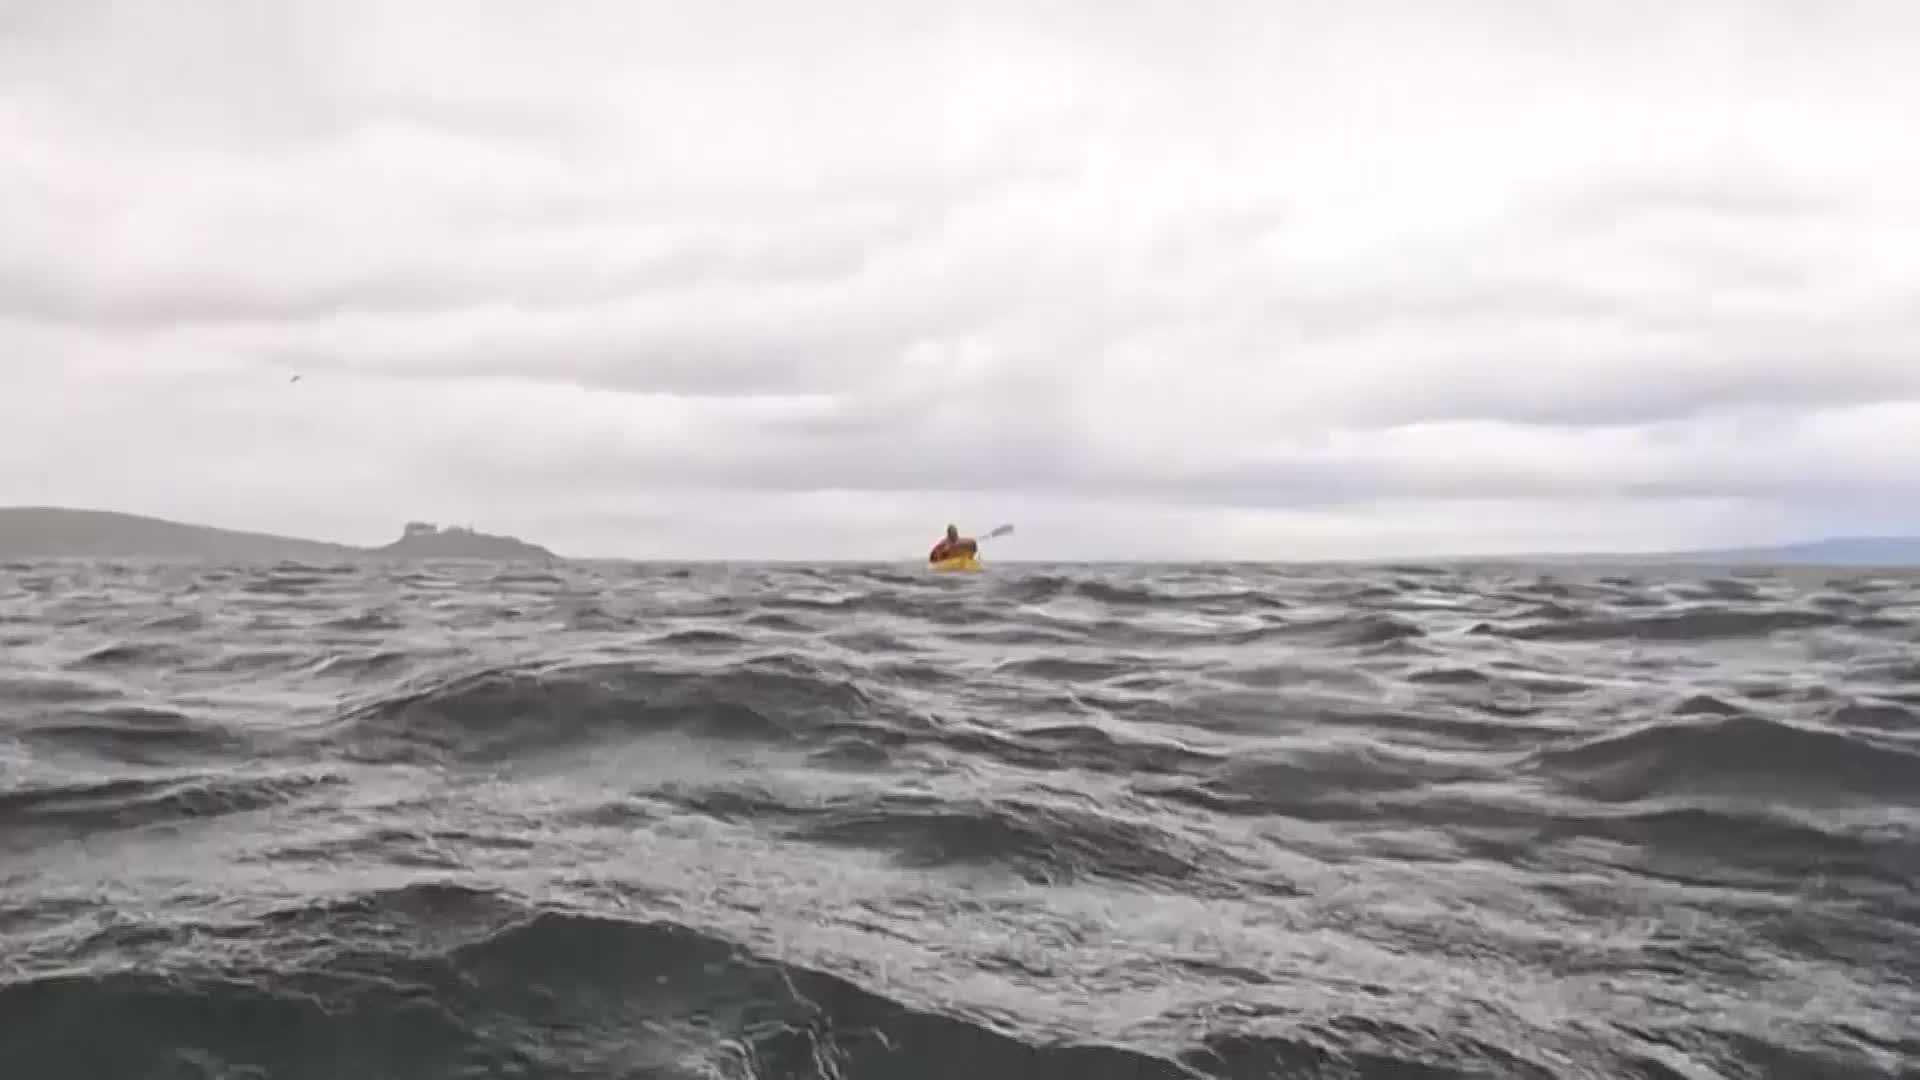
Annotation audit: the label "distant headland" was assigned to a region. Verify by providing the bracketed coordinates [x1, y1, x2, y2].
[0, 507, 559, 563]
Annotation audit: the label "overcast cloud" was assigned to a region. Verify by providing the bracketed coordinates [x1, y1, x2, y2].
[4, 0, 1918, 559]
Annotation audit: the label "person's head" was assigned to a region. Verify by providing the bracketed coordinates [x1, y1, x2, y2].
[945, 524, 959, 541]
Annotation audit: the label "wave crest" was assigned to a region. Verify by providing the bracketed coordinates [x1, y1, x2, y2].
[335, 659, 896, 764]
[1532, 714, 1920, 803]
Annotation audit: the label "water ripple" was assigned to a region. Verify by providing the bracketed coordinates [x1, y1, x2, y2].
[2, 558, 1917, 1078]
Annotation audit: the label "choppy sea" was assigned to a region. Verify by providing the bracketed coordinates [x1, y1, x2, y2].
[2, 559, 1917, 1079]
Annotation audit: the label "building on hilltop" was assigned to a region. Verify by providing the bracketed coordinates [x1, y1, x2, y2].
[402, 521, 481, 538]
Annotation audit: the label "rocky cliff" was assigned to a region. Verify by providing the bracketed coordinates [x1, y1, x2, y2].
[373, 521, 557, 561]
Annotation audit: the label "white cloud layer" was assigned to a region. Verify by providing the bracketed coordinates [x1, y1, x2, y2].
[4, 0, 1919, 558]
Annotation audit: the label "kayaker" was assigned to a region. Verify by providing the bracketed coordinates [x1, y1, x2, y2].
[929, 524, 977, 563]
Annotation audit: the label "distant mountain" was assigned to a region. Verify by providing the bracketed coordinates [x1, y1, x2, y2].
[1462, 536, 1920, 569]
[0, 508, 558, 563]
[1646, 536, 1920, 568]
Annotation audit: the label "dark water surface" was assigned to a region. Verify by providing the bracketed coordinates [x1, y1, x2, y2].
[3, 559, 1917, 1079]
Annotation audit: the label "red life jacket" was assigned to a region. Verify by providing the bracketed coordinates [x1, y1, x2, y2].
[929, 538, 976, 562]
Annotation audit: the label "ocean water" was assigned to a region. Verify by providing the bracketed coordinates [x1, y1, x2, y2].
[2, 558, 1917, 1080]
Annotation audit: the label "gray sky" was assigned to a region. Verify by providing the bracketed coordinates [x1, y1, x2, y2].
[4, 0, 1918, 559]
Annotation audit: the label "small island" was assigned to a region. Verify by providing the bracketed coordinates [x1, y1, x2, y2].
[376, 521, 557, 561]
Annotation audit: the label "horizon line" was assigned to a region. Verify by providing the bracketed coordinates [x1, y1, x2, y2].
[6, 503, 1920, 566]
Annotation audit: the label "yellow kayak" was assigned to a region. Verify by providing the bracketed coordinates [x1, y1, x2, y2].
[929, 554, 983, 573]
